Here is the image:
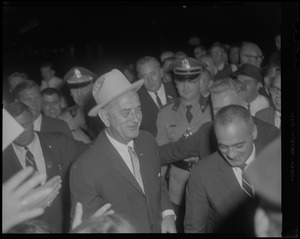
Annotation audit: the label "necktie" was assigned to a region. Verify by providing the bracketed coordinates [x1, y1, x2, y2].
[247, 103, 251, 114]
[128, 146, 145, 193]
[240, 164, 254, 198]
[24, 146, 39, 173]
[155, 92, 163, 109]
[186, 105, 193, 123]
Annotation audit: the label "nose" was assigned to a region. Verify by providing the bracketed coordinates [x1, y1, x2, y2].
[227, 147, 238, 159]
[130, 110, 140, 123]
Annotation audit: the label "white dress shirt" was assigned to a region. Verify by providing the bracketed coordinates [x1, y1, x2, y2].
[249, 94, 270, 116]
[12, 132, 47, 184]
[232, 143, 256, 190]
[147, 84, 167, 108]
[105, 130, 175, 219]
[33, 113, 42, 132]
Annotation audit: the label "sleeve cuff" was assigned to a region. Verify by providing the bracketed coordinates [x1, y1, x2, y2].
[162, 209, 176, 221]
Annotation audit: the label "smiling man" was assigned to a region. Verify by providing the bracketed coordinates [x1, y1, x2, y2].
[184, 105, 262, 235]
[70, 69, 176, 233]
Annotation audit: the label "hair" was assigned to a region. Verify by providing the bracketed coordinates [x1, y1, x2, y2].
[136, 56, 160, 73]
[72, 214, 135, 233]
[13, 80, 40, 100]
[214, 104, 254, 133]
[8, 72, 29, 82]
[8, 219, 54, 233]
[41, 87, 61, 99]
[40, 62, 54, 70]
[210, 78, 247, 96]
[5, 101, 33, 118]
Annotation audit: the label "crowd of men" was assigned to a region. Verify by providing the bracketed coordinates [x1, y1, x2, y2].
[3, 36, 283, 235]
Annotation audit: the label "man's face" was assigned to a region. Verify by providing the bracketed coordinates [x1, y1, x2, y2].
[137, 60, 162, 92]
[199, 72, 211, 95]
[70, 83, 93, 107]
[106, 91, 142, 144]
[175, 78, 200, 102]
[200, 57, 216, 76]
[210, 46, 225, 66]
[229, 47, 239, 65]
[211, 90, 245, 116]
[194, 47, 206, 60]
[237, 75, 260, 103]
[240, 46, 263, 69]
[270, 74, 281, 112]
[41, 66, 55, 81]
[42, 93, 62, 118]
[215, 119, 254, 168]
[13, 110, 35, 147]
[18, 86, 42, 120]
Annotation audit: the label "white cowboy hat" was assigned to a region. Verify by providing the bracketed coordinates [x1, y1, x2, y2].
[88, 69, 144, 117]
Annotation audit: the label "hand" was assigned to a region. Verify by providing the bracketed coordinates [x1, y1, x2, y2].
[71, 202, 114, 230]
[2, 167, 53, 233]
[161, 215, 177, 233]
[22, 175, 62, 210]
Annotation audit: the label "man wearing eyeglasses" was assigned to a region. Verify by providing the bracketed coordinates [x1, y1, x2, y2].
[240, 42, 264, 69]
[210, 43, 232, 80]
[256, 71, 281, 130]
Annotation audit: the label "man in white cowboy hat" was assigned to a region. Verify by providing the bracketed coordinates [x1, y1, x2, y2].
[69, 69, 176, 233]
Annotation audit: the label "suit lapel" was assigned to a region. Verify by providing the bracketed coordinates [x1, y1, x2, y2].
[218, 153, 246, 204]
[99, 132, 145, 195]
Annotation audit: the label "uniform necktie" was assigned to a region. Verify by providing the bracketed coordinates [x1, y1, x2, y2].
[128, 146, 145, 193]
[240, 164, 254, 198]
[186, 105, 193, 123]
[247, 103, 251, 114]
[24, 146, 39, 173]
[155, 92, 163, 109]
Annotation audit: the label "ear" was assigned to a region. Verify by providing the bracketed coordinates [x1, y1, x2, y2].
[252, 123, 258, 140]
[98, 109, 110, 127]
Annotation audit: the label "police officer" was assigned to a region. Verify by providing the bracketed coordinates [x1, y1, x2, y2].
[156, 57, 213, 232]
[64, 67, 105, 139]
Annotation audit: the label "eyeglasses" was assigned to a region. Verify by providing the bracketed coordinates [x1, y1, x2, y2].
[269, 86, 281, 95]
[243, 55, 264, 61]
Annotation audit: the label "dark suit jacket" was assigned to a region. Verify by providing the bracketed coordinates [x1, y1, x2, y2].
[214, 64, 233, 80]
[184, 144, 263, 235]
[69, 130, 173, 233]
[159, 116, 279, 165]
[2, 132, 88, 232]
[138, 82, 178, 136]
[41, 114, 73, 139]
[255, 106, 276, 126]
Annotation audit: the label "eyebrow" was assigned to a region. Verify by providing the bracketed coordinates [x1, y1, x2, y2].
[218, 141, 246, 147]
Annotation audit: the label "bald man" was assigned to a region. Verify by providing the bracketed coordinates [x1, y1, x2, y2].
[240, 42, 264, 69]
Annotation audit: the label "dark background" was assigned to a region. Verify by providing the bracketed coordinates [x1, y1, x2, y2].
[3, 2, 281, 81]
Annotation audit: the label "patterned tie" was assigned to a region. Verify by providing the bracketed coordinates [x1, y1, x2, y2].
[155, 92, 163, 109]
[128, 146, 145, 193]
[186, 105, 193, 123]
[24, 146, 39, 173]
[240, 164, 254, 198]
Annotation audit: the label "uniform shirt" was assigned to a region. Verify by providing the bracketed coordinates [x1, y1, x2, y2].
[105, 130, 175, 219]
[248, 94, 270, 116]
[232, 143, 255, 189]
[147, 84, 167, 108]
[12, 132, 47, 184]
[33, 113, 42, 132]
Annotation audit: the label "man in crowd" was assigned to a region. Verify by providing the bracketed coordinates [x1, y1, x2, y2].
[229, 44, 240, 72]
[255, 70, 281, 130]
[64, 66, 105, 139]
[3, 102, 88, 232]
[41, 88, 91, 143]
[136, 56, 178, 136]
[210, 43, 232, 80]
[185, 105, 261, 235]
[240, 42, 264, 69]
[40, 62, 68, 108]
[70, 69, 176, 233]
[235, 63, 270, 116]
[156, 57, 212, 232]
[13, 80, 73, 139]
[159, 77, 279, 165]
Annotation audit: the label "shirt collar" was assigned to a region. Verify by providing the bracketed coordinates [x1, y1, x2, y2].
[243, 143, 256, 170]
[33, 113, 42, 131]
[147, 83, 164, 95]
[105, 130, 134, 150]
